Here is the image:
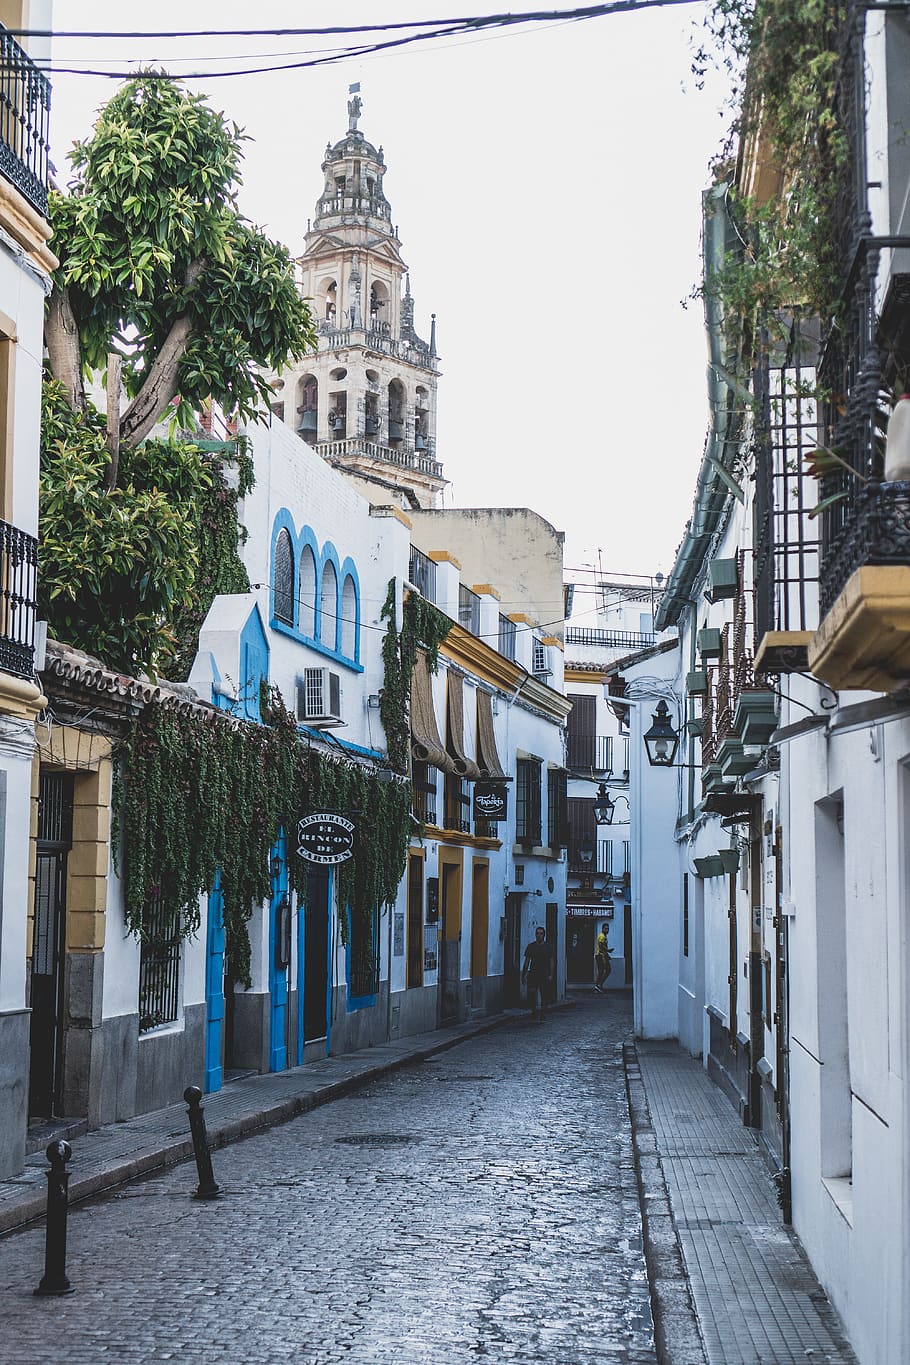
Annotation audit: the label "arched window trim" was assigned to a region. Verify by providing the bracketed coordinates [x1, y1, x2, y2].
[271, 521, 295, 627]
[268, 514, 364, 673]
[298, 539, 318, 640]
[318, 548, 340, 652]
[339, 558, 361, 664]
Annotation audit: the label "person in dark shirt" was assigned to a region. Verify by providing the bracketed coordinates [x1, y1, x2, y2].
[521, 926, 555, 1022]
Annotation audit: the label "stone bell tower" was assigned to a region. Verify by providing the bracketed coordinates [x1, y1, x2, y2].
[272, 89, 445, 510]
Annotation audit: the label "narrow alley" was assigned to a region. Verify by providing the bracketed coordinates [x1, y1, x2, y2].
[0, 998, 654, 1364]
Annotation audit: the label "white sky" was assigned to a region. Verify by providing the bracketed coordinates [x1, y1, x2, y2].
[46, 2, 733, 582]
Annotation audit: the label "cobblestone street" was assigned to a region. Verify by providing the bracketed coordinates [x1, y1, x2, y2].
[0, 996, 654, 1364]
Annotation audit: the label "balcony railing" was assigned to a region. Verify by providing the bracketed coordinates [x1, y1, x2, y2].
[0, 519, 37, 677]
[315, 322, 438, 371]
[567, 733, 614, 773]
[315, 435, 443, 479]
[0, 27, 50, 217]
[564, 628, 658, 650]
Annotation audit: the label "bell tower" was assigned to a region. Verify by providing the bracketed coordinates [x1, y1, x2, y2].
[272, 89, 445, 510]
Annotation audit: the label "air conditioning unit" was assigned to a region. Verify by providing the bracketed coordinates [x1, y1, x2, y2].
[297, 668, 343, 726]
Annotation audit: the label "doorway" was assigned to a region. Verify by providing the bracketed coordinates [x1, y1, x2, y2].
[503, 892, 523, 1006]
[566, 916, 595, 982]
[303, 867, 330, 1043]
[439, 860, 462, 1026]
[29, 772, 74, 1119]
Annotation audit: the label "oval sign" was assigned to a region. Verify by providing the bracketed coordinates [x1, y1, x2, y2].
[296, 812, 355, 865]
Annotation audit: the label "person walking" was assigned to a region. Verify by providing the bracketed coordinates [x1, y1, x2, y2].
[521, 925, 555, 1021]
[594, 922, 613, 993]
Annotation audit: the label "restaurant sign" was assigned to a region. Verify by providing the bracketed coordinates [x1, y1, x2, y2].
[473, 782, 508, 822]
[296, 812, 355, 865]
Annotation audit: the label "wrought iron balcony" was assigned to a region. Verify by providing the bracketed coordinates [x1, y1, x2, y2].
[564, 628, 658, 650]
[0, 518, 38, 678]
[0, 26, 50, 217]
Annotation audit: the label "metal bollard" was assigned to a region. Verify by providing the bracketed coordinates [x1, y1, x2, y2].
[183, 1085, 220, 1200]
[34, 1140, 75, 1297]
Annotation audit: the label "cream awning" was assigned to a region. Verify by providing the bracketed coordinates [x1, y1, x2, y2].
[476, 688, 510, 781]
[446, 670, 481, 781]
[410, 650, 455, 774]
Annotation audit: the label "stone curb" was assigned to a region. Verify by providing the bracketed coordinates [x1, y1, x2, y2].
[1, 1008, 543, 1239]
[623, 1039, 707, 1365]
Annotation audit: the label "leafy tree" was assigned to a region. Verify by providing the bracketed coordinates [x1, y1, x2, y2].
[39, 380, 251, 675]
[40, 75, 314, 674]
[45, 74, 315, 483]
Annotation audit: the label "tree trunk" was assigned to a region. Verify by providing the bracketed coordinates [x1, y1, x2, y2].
[45, 286, 85, 412]
[118, 315, 191, 447]
[118, 257, 206, 449]
[103, 352, 122, 493]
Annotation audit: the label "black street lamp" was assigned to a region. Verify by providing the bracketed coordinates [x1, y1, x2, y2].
[592, 782, 614, 826]
[643, 700, 679, 767]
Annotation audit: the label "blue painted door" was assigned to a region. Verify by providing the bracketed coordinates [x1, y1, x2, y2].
[269, 830, 289, 1072]
[205, 876, 225, 1092]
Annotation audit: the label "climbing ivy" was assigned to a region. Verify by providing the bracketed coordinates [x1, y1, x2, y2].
[379, 578, 453, 773]
[694, 0, 848, 343]
[117, 687, 412, 984]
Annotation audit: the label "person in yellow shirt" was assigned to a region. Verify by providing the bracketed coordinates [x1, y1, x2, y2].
[594, 923, 613, 993]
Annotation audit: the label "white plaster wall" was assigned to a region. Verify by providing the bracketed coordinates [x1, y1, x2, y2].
[0, 727, 36, 1013]
[623, 643, 683, 1038]
[101, 858, 140, 1021]
[1, 248, 46, 537]
[783, 703, 910, 1365]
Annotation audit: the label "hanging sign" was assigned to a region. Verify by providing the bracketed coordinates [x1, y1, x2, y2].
[296, 812, 355, 865]
[473, 783, 508, 822]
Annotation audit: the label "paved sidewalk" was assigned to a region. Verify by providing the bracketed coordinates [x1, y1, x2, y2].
[0, 1011, 514, 1237]
[631, 1040, 858, 1365]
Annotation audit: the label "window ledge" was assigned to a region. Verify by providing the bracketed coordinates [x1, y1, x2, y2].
[822, 1175, 854, 1226]
[139, 1017, 185, 1041]
[270, 619, 364, 672]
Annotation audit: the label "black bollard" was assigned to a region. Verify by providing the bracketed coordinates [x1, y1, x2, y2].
[183, 1085, 220, 1200]
[34, 1140, 75, 1297]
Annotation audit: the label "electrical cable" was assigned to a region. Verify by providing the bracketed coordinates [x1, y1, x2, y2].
[18, 1, 702, 79]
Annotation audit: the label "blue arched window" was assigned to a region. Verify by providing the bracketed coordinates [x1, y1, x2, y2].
[341, 574, 357, 659]
[299, 546, 317, 638]
[320, 560, 338, 649]
[273, 528, 294, 626]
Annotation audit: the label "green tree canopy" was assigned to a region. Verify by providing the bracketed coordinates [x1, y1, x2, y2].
[46, 74, 315, 461]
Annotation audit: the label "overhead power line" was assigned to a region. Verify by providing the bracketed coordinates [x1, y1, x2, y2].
[12, 1, 700, 79]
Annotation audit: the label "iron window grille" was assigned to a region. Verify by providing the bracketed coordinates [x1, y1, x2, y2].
[0, 520, 38, 678]
[412, 760, 438, 826]
[547, 767, 568, 849]
[753, 329, 820, 649]
[498, 613, 517, 660]
[138, 888, 181, 1033]
[458, 584, 481, 636]
[273, 527, 294, 625]
[516, 757, 542, 844]
[444, 772, 470, 832]
[350, 906, 378, 1000]
[408, 545, 436, 602]
[532, 639, 550, 675]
